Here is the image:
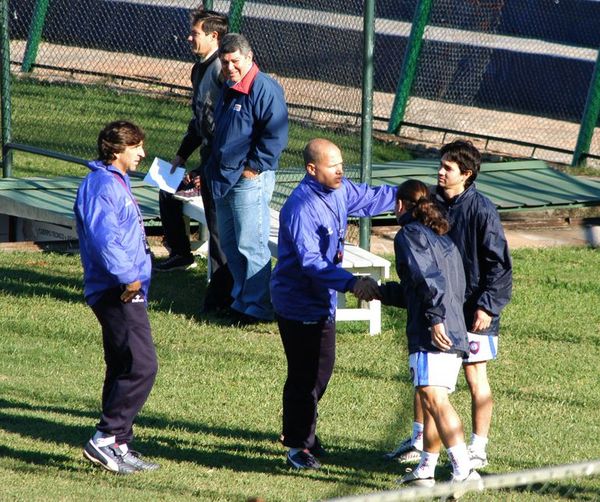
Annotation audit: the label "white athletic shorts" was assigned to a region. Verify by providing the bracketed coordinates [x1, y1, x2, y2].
[465, 332, 499, 363]
[408, 351, 463, 393]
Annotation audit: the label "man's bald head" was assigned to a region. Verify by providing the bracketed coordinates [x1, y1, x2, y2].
[303, 138, 344, 189]
[303, 138, 340, 168]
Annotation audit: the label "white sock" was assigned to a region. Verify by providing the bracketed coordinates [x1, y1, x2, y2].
[470, 433, 488, 455]
[289, 447, 302, 456]
[412, 422, 424, 450]
[117, 443, 129, 454]
[92, 430, 116, 447]
[447, 442, 471, 480]
[414, 450, 438, 479]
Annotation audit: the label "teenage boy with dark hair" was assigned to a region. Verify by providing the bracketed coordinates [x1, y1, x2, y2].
[75, 120, 159, 474]
[385, 140, 512, 470]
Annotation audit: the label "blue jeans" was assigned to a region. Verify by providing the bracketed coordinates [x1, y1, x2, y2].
[215, 170, 275, 320]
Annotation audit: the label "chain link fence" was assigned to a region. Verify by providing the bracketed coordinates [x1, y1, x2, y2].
[399, 0, 600, 166]
[3, 0, 600, 176]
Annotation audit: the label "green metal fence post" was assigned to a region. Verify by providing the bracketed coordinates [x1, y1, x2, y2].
[203, 0, 213, 10]
[572, 49, 600, 167]
[359, 0, 375, 250]
[21, 0, 50, 73]
[1, 0, 13, 177]
[228, 0, 246, 33]
[387, 0, 433, 135]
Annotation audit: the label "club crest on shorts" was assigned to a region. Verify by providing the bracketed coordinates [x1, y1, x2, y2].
[469, 340, 480, 354]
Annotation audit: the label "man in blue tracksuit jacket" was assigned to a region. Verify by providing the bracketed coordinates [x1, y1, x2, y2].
[386, 140, 512, 470]
[208, 33, 288, 324]
[74, 121, 158, 475]
[271, 138, 396, 469]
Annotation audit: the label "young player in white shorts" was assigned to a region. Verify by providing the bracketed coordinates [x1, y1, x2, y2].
[384, 141, 512, 470]
[379, 180, 480, 488]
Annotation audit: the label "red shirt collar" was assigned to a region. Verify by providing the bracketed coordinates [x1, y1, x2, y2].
[230, 63, 259, 95]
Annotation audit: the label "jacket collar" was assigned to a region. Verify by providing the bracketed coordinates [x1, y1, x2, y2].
[87, 160, 127, 179]
[397, 210, 415, 227]
[228, 63, 259, 95]
[198, 50, 218, 67]
[436, 182, 476, 207]
[303, 174, 340, 195]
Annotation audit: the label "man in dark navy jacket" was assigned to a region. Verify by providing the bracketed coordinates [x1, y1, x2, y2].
[208, 33, 289, 324]
[385, 140, 512, 470]
[155, 9, 233, 314]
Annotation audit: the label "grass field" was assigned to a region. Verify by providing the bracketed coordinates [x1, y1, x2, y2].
[1, 247, 600, 500]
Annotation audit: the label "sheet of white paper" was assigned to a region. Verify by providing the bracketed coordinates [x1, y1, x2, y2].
[143, 157, 185, 194]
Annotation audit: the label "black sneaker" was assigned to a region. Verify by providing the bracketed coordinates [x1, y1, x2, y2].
[230, 309, 270, 326]
[154, 254, 197, 272]
[286, 450, 321, 470]
[310, 436, 327, 458]
[83, 440, 137, 474]
[120, 449, 160, 472]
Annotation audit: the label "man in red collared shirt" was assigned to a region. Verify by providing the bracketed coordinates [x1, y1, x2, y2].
[208, 33, 289, 325]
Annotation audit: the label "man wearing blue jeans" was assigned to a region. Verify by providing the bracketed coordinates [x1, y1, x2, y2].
[208, 33, 288, 324]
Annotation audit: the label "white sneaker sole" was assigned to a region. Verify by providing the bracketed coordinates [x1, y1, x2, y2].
[83, 441, 119, 473]
[397, 476, 435, 488]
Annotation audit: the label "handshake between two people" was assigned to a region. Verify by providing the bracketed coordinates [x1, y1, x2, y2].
[352, 276, 382, 302]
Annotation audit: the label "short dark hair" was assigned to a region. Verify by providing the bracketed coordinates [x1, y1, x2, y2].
[439, 140, 481, 188]
[97, 121, 145, 164]
[190, 8, 228, 40]
[219, 33, 252, 56]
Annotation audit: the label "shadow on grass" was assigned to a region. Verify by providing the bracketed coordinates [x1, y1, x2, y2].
[0, 444, 75, 471]
[0, 262, 212, 320]
[0, 266, 82, 303]
[149, 267, 207, 319]
[0, 395, 400, 488]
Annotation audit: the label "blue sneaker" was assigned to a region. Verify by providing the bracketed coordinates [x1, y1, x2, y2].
[310, 436, 327, 458]
[286, 450, 321, 470]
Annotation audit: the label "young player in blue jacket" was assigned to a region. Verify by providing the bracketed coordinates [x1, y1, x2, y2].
[385, 140, 512, 470]
[380, 180, 479, 488]
[271, 138, 396, 469]
[74, 121, 159, 474]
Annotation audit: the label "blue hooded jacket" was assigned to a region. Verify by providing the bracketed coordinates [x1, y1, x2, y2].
[74, 160, 152, 306]
[380, 212, 469, 357]
[271, 175, 396, 322]
[434, 184, 512, 335]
